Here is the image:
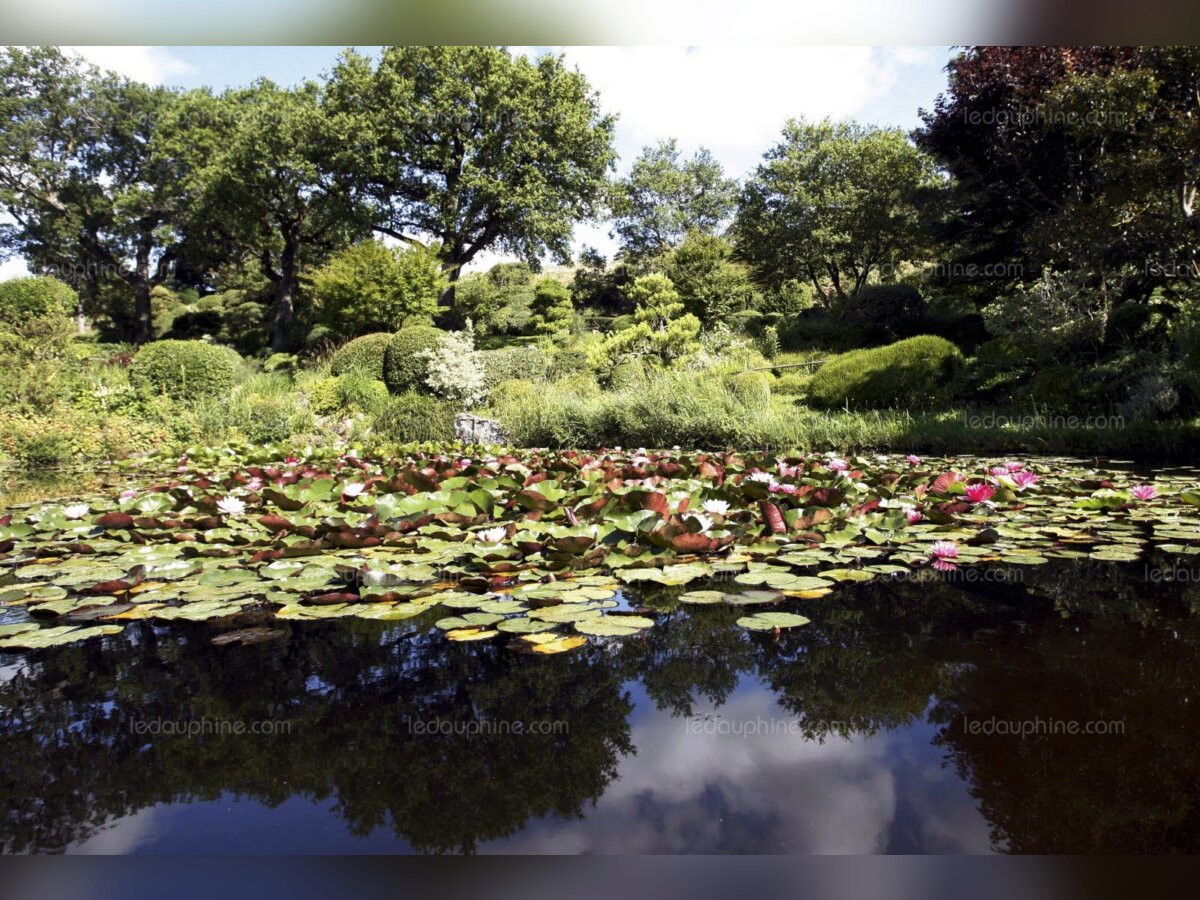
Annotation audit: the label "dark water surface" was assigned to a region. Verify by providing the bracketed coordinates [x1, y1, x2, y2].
[3, 560, 1200, 855]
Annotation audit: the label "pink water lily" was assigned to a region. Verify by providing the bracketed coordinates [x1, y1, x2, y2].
[988, 466, 1009, 476]
[1004, 461, 1024, 473]
[826, 458, 849, 472]
[905, 454, 923, 466]
[964, 483, 996, 504]
[904, 506, 924, 524]
[1011, 471, 1039, 490]
[119, 489, 138, 501]
[1130, 484, 1157, 501]
[930, 540, 959, 571]
[769, 482, 798, 495]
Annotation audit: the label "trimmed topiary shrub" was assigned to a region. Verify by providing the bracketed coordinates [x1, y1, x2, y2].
[547, 347, 592, 381]
[383, 325, 445, 393]
[329, 333, 393, 379]
[727, 370, 773, 409]
[371, 392, 456, 442]
[128, 340, 242, 400]
[807, 335, 965, 410]
[478, 345, 549, 389]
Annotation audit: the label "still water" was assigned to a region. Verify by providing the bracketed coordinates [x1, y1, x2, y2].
[2, 561, 1199, 854]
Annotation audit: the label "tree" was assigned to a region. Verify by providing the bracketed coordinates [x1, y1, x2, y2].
[528, 276, 574, 335]
[913, 47, 1141, 287]
[662, 231, 757, 323]
[599, 273, 701, 367]
[735, 119, 940, 305]
[309, 239, 445, 337]
[324, 46, 616, 304]
[181, 80, 370, 351]
[611, 139, 738, 260]
[0, 47, 190, 342]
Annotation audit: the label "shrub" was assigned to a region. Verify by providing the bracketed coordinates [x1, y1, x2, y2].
[382, 325, 444, 393]
[609, 357, 648, 390]
[418, 327, 487, 407]
[841, 284, 927, 339]
[611, 315, 635, 332]
[478, 345, 550, 389]
[234, 395, 313, 444]
[0, 276, 76, 323]
[547, 347, 591, 381]
[310, 239, 445, 337]
[727, 371, 773, 409]
[488, 378, 539, 408]
[774, 372, 812, 395]
[759, 325, 780, 360]
[330, 333, 392, 379]
[128, 340, 242, 399]
[371, 393, 456, 442]
[807, 335, 965, 410]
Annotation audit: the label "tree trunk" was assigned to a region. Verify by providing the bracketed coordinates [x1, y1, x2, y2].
[132, 242, 154, 344]
[439, 263, 463, 309]
[271, 236, 299, 352]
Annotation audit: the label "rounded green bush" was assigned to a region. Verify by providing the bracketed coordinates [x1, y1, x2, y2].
[488, 378, 539, 408]
[329, 333, 393, 379]
[727, 371, 773, 409]
[547, 347, 592, 381]
[807, 335, 965, 410]
[478, 345, 549, 389]
[382, 326, 445, 393]
[371, 392, 456, 442]
[128, 340, 242, 400]
[0, 276, 76, 325]
[609, 357, 648, 390]
[774, 372, 812, 396]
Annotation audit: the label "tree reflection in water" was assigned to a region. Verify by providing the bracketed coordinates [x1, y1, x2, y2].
[2, 560, 1199, 853]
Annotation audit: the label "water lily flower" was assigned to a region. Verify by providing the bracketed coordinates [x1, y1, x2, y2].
[687, 513, 714, 533]
[1011, 471, 1039, 490]
[776, 462, 800, 479]
[769, 482, 798, 495]
[216, 496, 246, 516]
[1131, 484, 1157, 501]
[672, 445, 681, 452]
[284, 456, 300, 466]
[930, 540, 959, 571]
[965, 483, 996, 504]
[632, 455, 651, 467]
[989, 466, 1009, 476]
[63, 503, 89, 520]
[826, 458, 849, 472]
[905, 454, 923, 466]
[1004, 461, 1024, 473]
[746, 471, 774, 483]
[342, 482, 366, 498]
[458, 458, 472, 468]
[902, 505, 924, 524]
[475, 526, 507, 543]
[702, 499, 731, 516]
[119, 489, 138, 501]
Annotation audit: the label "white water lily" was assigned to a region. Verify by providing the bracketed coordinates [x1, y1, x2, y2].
[216, 496, 246, 516]
[688, 513, 714, 533]
[702, 499, 730, 516]
[63, 504, 89, 520]
[476, 526, 507, 543]
[746, 471, 774, 483]
[342, 482, 365, 498]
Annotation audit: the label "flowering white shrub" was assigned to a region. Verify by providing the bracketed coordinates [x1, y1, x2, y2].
[418, 322, 488, 408]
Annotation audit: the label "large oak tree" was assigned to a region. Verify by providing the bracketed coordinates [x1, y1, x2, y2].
[324, 46, 617, 304]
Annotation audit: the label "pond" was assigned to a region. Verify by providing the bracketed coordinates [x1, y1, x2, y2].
[1, 449, 1199, 853]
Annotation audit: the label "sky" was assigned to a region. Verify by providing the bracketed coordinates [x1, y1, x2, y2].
[1, 45, 953, 280]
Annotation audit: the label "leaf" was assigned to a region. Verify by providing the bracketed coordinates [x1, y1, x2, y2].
[575, 615, 655, 637]
[737, 612, 811, 631]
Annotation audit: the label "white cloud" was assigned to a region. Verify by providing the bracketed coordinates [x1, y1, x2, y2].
[65, 46, 194, 85]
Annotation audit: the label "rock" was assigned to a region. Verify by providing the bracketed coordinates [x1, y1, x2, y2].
[454, 413, 508, 445]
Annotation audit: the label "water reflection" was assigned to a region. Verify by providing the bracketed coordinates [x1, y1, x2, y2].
[2, 562, 1200, 854]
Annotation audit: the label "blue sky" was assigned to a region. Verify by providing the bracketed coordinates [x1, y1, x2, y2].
[2, 45, 952, 278]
